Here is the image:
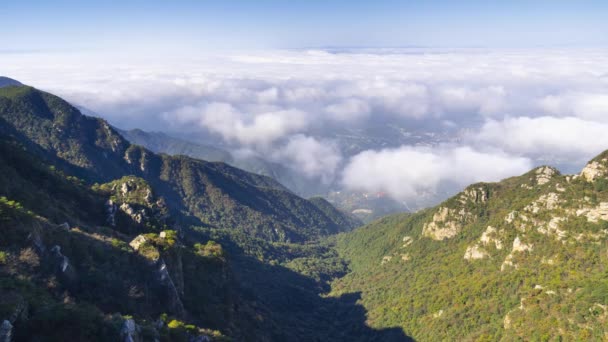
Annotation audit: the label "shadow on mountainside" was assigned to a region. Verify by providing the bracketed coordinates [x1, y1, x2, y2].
[226, 245, 415, 342]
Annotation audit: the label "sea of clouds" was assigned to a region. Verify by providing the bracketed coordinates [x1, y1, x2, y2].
[2, 48, 608, 202]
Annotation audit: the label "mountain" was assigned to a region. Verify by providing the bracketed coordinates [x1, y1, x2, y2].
[0, 84, 360, 242]
[0, 77, 22, 88]
[0, 81, 413, 341]
[118, 128, 329, 198]
[118, 128, 413, 222]
[331, 162, 608, 340]
[117, 128, 233, 164]
[8, 76, 608, 341]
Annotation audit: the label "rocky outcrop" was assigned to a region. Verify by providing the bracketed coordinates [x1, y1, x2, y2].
[120, 318, 140, 342]
[581, 159, 608, 182]
[105, 199, 117, 226]
[49, 245, 77, 283]
[464, 226, 504, 260]
[158, 258, 186, 317]
[402, 236, 413, 248]
[381, 256, 393, 265]
[535, 166, 558, 185]
[576, 202, 608, 222]
[479, 226, 504, 250]
[464, 245, 488, 260]
[129, 235, 185, 317]
[537, 217, 567, 241]
[512, 236, 533, 253]
[460, 186, 489, 204]
[0, 320, 12, 342]
[119, 203, 147, 224]
[129, 235, 147, 251]
[423, 206, 473, 240]
[524, 193, 561, 213]
[501, 236, 533, 271]
[50, 245, 72, 273]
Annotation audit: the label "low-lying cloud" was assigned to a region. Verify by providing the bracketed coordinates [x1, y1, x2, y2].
[342, 146, 532, 202]
[2, 48, 608, 203]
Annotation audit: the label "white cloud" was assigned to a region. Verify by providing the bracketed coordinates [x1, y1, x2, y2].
[325, 98, 370, 122]
[342, 146, 532, 201]
[474, 116, 608, 161]
[436, 85, 506, 116]
[3, 48, 608, 204]
[538, 93, 608, 121]
[168, 102, 308, 145]
[273, 135, 342, 184]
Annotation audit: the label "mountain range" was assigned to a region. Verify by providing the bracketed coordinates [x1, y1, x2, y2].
[1, 79, 608, 341]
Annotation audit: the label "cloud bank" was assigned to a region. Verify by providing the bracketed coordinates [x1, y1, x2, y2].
[342, 146, 532, 202]
[2, 48, 608, 202]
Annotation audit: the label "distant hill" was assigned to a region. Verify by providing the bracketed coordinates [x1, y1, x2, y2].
[0, 76, 22, 88]
[118, 128, 330, 198]
[332, 161, 608, 340]
[0, 81, 413, 342]
[118, 128, 233, 164]
[0, 84, 360, 242]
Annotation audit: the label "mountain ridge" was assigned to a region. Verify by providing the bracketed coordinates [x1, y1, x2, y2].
[331, 157, 608, 340]
[0, 83, 361, 242]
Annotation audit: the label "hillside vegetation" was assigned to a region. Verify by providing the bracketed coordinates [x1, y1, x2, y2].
[0, 83, 417, 342]
[332, 164, 608, 340]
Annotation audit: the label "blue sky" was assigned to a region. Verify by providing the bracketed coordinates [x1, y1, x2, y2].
[2, 0, 608, 52]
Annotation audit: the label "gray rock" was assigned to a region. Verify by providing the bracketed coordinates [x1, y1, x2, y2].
[120, 318, 139, 342]
[121, 182, 131, 196]
[57, 222, 70, 230]
[0, 320, 12, 342]
[106, 199, 117, 226]
[50, 245, 72, 273]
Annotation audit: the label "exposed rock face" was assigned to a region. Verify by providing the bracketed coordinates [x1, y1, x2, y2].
[128, 235, 185, 316]
[537, 217, 567, 240]
[501, 236, 533, 271]
[464, 226, 504, 261]
[402, 236, 413, 248]
[119, 203, 146, 224]
[129, 235, 147, 251]
[576, 202, 608, 222]
[144, 188, 153, 204]
[479, 226, 504, 250]
[464, 245, 488, 260]
[50, 245, 71, 273]
[57, 222, 70, 231]
[28, 230, 46, 255]
[581, 160, 607, 182]
[121, 182, 130, 196]
[381, 256, 392, 265]
[105, 199, 117, 226]
[459, 186, 489, 204]
[512, 236, 533, 253]
[120, 318, 140, 342]
[157, 259, 186, 317]
[524, 193, 561, 213]
[0, 320, 12, 342]
[423, 206, 473, 240]
[535, 166, 558, 185]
